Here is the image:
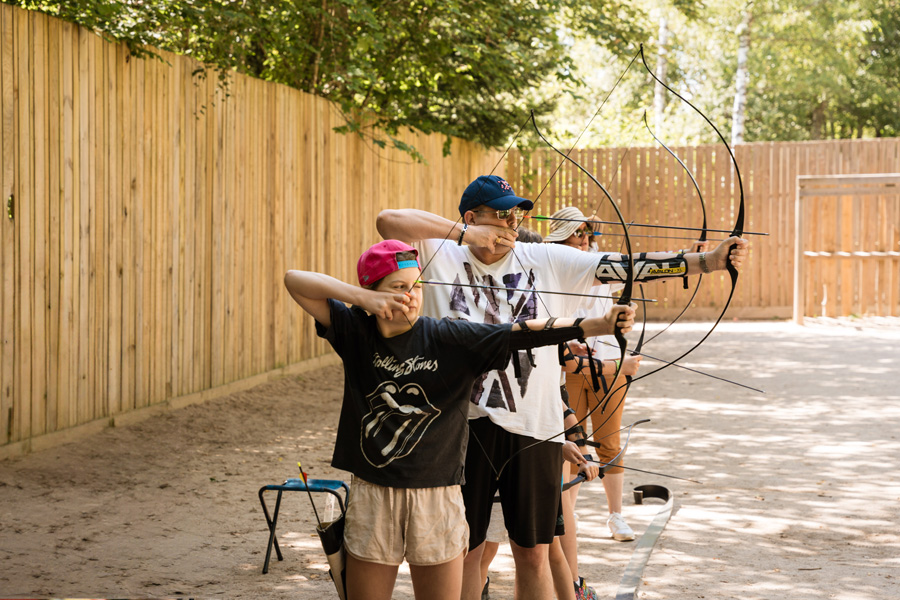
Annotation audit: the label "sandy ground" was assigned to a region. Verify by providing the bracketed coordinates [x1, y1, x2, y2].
[1, 319, 899, 600]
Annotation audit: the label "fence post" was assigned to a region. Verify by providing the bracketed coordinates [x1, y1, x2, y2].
[793, 177, 805, 324]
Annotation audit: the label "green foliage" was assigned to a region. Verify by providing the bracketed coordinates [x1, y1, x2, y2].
[580, 0, 900, 145]
[13, 0, 896, 150]
[718, 0, 900, 141]
[9, 0, 650, 156]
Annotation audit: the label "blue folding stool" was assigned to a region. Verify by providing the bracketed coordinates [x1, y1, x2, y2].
[258, 477, 349, 574]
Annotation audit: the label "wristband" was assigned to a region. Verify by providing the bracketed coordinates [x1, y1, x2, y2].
[457, 223, 468, 246]
[699, 251, 711, 274]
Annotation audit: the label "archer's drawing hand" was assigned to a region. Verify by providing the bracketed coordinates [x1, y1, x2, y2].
[621, 353, 642, 377]
[562, 441, 584, 466]
[688, 240, 710, 253]
[361, 290, 411, 320]
[709, 236, 749, 271]
[567, 340, 592, 357]
[467, 224, 518, 252]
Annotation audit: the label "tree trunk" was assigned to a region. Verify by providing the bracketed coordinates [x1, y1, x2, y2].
[810, 101, 826, 140]
[731, 4, 753, 146]
[653, 15, 669, 132]
[309, 0, 328, 93]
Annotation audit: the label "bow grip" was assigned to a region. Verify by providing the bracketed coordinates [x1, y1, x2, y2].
[613, 293, 630, 350]
[726, 240, 739, 282]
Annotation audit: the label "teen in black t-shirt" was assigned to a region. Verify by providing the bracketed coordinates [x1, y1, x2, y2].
[284, 239, 634, 600]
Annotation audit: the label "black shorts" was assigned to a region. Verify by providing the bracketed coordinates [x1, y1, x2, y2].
[463, 417, 563, 549]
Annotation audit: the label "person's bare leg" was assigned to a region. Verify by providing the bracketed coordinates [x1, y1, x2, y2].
[479, 541, 500, 595]
[558, 482, 580, 582]
[411, 551, 465, 600]
[509, 540, 554, 600]
[461, 541, 486, 600]
[603, 471, 624, 514]
[346, 553, 399, 600]
[604, 470, 635, 540]
[548, 537, 575, 599]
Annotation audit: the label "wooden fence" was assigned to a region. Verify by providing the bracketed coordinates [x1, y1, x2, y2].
[4, 3, 900, 456]
[793, 175, 900, 321]
[507, 139, 900, 321]
[0, 4, 500, 456]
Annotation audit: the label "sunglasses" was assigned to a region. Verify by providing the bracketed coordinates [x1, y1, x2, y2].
[472, 208, 525, 220]
[572, 227, 592, 238]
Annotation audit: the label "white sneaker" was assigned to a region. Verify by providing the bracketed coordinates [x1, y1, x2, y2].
[607, 512, 635, 541]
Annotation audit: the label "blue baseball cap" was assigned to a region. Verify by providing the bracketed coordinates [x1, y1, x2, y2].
[458, 175, 534, 217]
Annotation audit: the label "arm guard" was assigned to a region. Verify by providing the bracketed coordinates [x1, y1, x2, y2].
[595, 252, 687, 283]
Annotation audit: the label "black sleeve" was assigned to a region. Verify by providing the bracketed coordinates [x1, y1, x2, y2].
[508, 324, 585, 351]
[436, 319, 513, 373]
[314, 298, 359, 356]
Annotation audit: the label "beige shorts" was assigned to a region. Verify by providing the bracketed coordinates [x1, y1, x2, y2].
[344, 477, 469, 566]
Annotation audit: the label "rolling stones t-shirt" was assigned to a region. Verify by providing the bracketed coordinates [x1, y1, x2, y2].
[317, 299, 511, 488]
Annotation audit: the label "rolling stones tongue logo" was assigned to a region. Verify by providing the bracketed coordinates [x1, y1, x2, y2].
[361, 381, 441, 468]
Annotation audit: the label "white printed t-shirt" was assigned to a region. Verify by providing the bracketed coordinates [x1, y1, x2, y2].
[415, 239, 600, 441]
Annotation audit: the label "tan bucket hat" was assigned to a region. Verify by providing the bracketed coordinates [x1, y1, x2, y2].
[542, 206, 589, 243]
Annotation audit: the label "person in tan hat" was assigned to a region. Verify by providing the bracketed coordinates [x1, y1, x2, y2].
[284, 239, 635, 600]
[376, 175, 747, 600]
[541, 206, 596, 248]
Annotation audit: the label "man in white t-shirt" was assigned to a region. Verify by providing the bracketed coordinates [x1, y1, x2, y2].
[377, 175, 749, 600]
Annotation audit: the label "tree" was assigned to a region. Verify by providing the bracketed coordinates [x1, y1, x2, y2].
[730, 2, 753, 145]
[729, 0, 899, 141]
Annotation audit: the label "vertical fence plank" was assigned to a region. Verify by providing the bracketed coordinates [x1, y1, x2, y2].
[120, 43, 134, 414]
[180, 57, 194, 397]
[162, 53, 173, 401]
[169, 53, 183, 399]
[148, 54, 161, 406]
[32, 9, 51, 437]
[0, 2, 15, 444]
[105, 40, 121, 417]
[14, 5, 33, 442]
[133, 48, 147, 409]
[72, 21, 86, 426]
[45, 13, 60, 434]
[271, 85, 285, 369]
[208, 77, 223, 387]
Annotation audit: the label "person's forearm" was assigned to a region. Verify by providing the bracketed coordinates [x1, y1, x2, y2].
[507, 316, 620, 351]
[514, 317, 614, 333]
[561, 354, 620, 376]
[595, 253, 690, 282]
[641, 251, 709, 275]
[284, 270, 366, 306]
[376, 208, 462, 243]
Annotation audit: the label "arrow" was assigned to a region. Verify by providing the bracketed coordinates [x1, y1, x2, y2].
[415, 280, 658, 303]
[524, 215, 767, 237]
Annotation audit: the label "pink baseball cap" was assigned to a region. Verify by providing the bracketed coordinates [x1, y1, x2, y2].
[357, 240, 421, 286]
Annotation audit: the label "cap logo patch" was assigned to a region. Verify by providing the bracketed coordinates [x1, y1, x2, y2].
[498, 178, 513, 192]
